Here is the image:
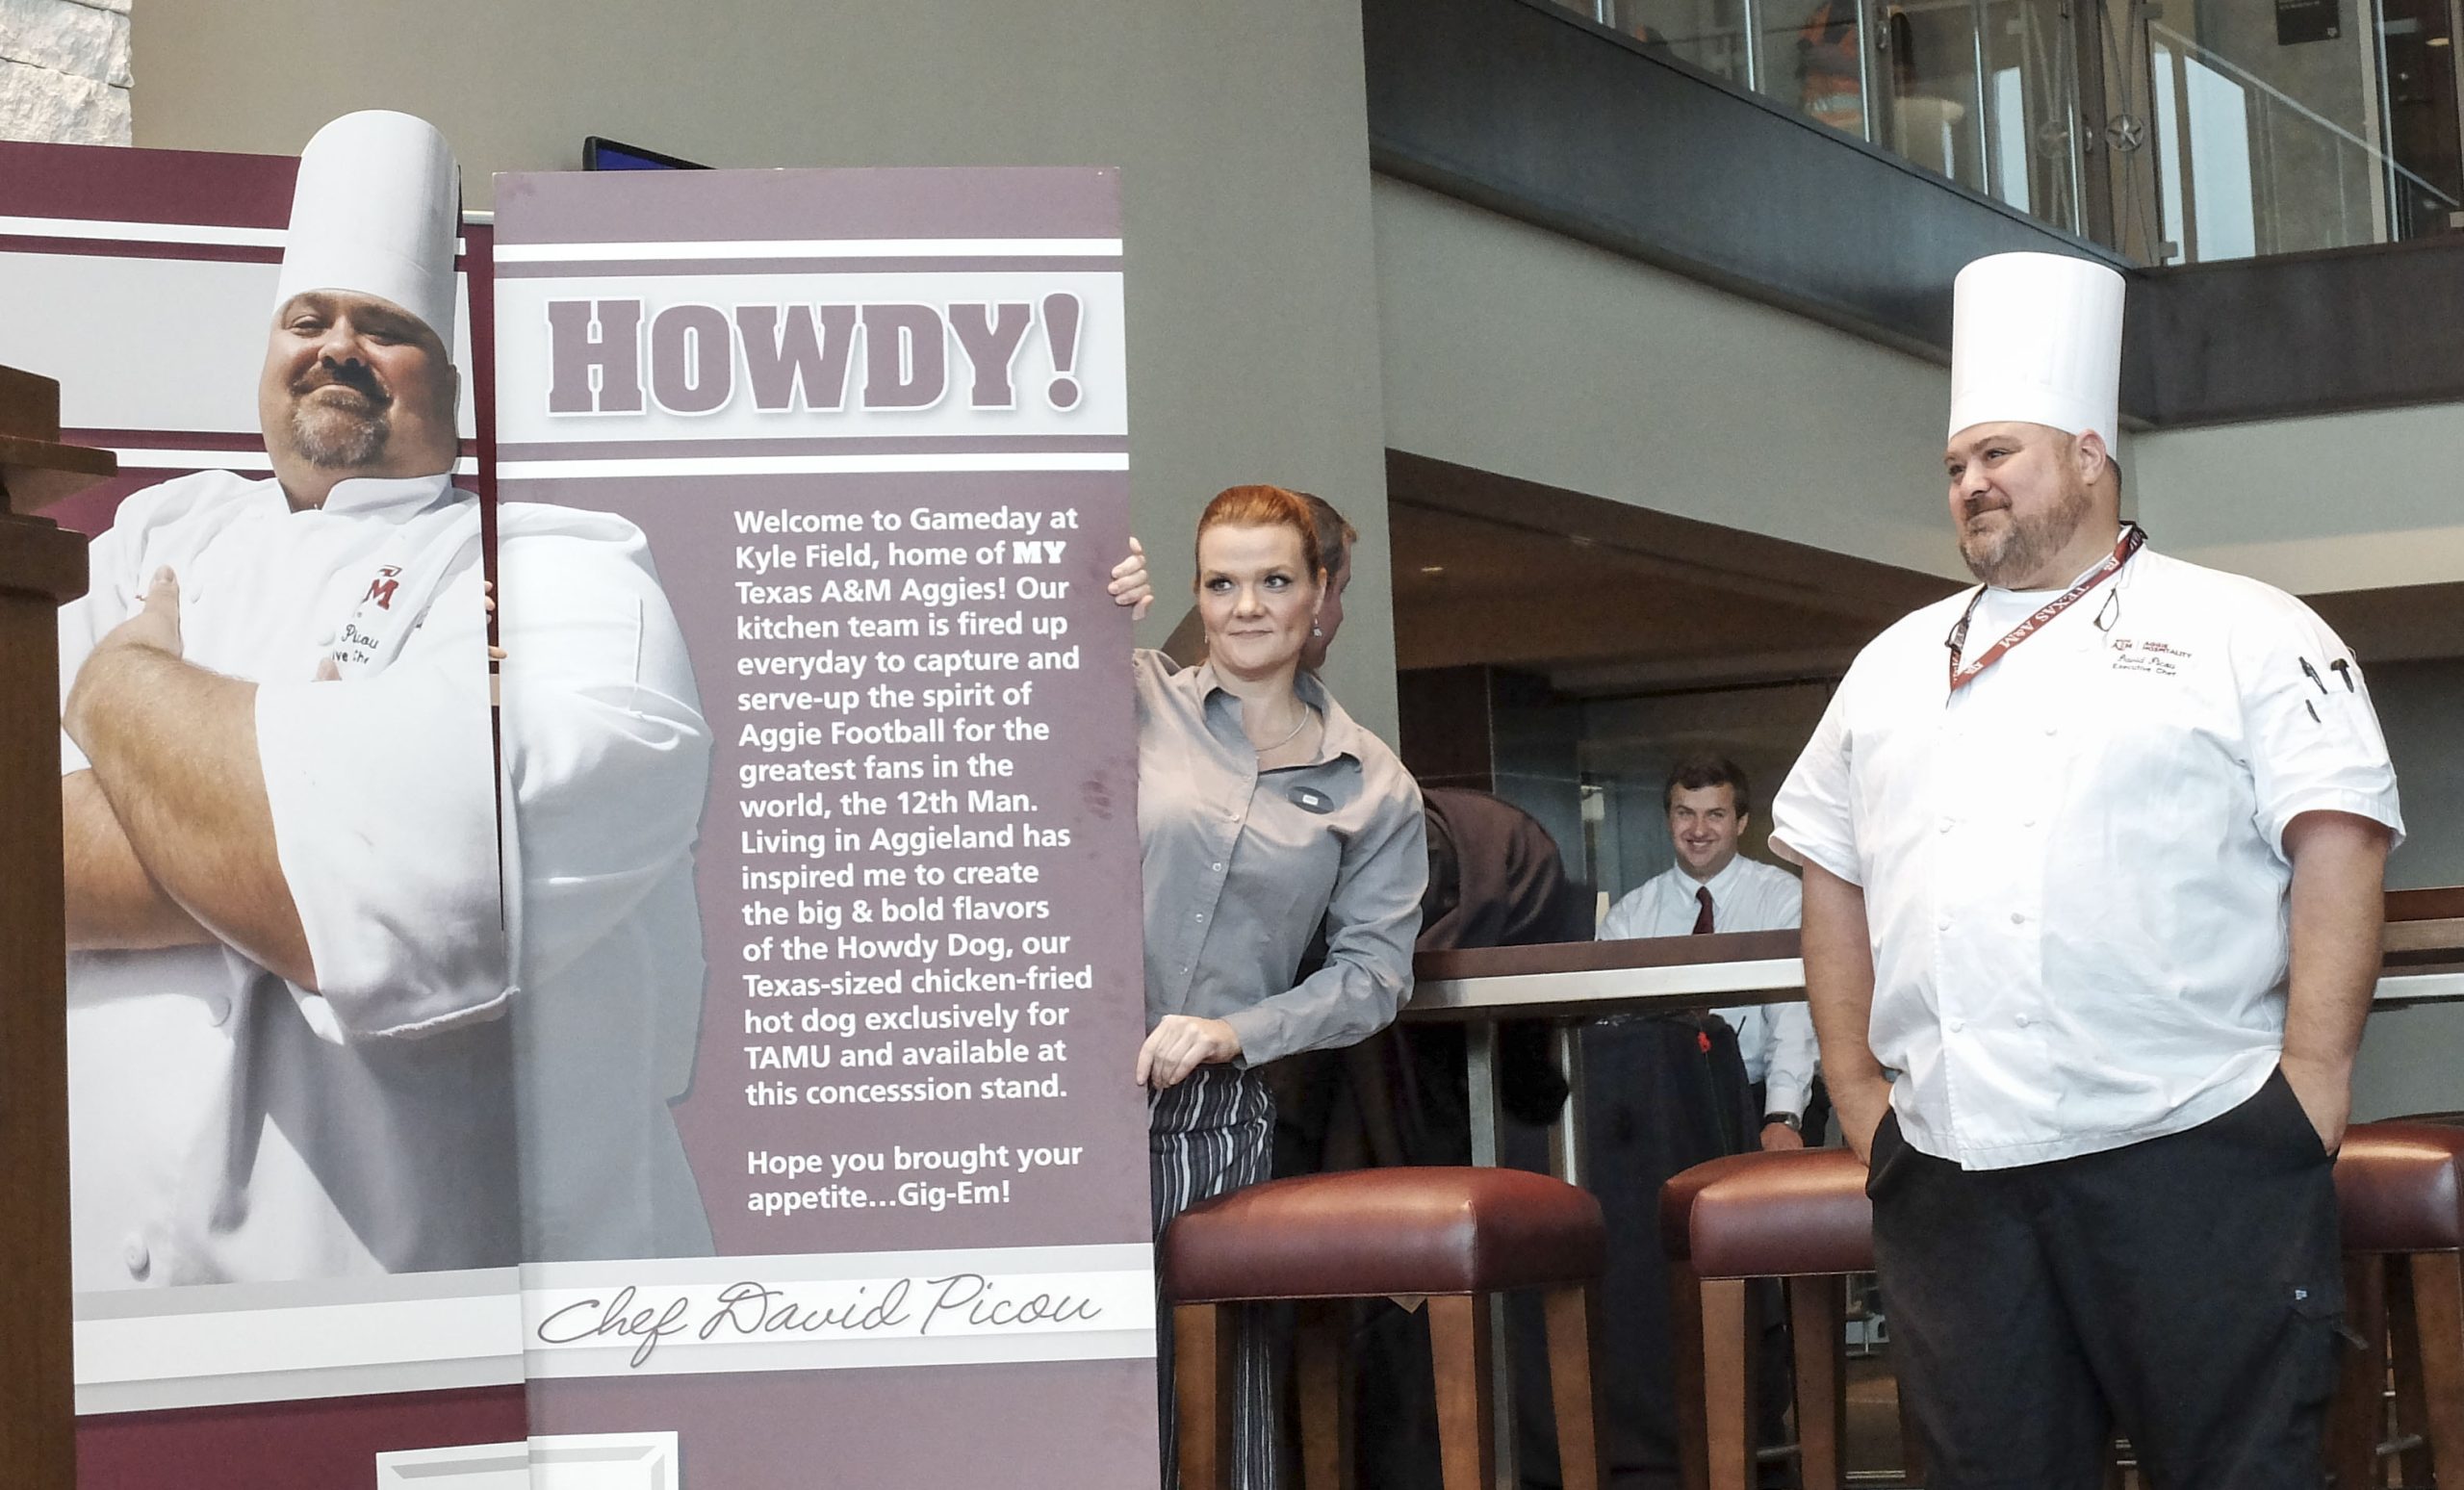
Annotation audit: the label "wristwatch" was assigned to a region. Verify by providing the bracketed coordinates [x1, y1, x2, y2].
[1763, 1112, 1802, 1132]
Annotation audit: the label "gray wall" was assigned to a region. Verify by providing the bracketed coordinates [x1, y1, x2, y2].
[2135, 400, 2464, 598]
[1373, 173, 1970, 582]
[129, 0, 1403, 736]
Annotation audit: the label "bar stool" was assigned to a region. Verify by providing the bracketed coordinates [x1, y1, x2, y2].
[1162, 1167, 1607, 1490]
[2328, 1122, 2464, 1489]
[1661, 1148, 1881, 1490]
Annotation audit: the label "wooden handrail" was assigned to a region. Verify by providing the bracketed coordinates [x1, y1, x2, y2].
[1413, 888, 2464, 984]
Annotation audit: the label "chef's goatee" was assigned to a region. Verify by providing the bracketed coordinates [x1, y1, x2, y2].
[1947, 251, 2124, 446]
[275, 111, 462, 347]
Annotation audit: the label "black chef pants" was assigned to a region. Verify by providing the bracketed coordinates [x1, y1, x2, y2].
[1868, 1068, 2346, 1490]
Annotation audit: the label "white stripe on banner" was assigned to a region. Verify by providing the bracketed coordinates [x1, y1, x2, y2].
[74, 1269, 526, 1415]
[70, 1245, 1151, 1412]
[498, 451, 1129, 479]
[106, 451, 483, 477]
[0, 215, 287, 248]
[109, 448, 274, 472]
[0, 218, 470, 254]
[495, 237, 1122, 263]
[522, 1245, 1155, 1379]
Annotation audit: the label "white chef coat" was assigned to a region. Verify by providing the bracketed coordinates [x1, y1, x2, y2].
[60, 468, 712, 1289]
[1598, 855, 1817, 1120]
[1770, 542, 2402, 1171]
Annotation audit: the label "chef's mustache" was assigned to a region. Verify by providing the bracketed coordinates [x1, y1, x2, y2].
[1960, 494, 2009, 522]
[293, 361, 391, 408]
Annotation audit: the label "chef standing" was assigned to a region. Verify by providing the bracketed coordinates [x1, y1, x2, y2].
[60, 110, 712, 1289]
[1770, 251, 2400, 1486]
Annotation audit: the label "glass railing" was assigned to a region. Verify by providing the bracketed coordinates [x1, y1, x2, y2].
[1552, 0, 2464, 262]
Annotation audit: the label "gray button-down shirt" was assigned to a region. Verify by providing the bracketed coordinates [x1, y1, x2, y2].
[1135, 651, 1426, 1067]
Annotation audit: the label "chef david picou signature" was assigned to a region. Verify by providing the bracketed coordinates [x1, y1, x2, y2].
[533, 1274, 1107, 1369]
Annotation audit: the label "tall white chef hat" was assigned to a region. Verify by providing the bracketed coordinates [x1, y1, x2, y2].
[1947, 251, 2125, 445]
[273, 110, 461, 348]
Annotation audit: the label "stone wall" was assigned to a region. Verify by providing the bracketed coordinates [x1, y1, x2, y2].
[0, 0, 131, 145]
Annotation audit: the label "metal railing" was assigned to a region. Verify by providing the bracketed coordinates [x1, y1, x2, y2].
[1550, 0, 2464, 262]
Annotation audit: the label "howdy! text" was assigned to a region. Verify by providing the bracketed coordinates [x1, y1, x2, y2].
[544, 293, 1089, 416]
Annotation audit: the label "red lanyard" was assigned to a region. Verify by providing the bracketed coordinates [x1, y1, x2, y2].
[1945, 524, 2145, 695]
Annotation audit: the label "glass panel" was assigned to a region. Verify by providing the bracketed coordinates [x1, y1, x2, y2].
[2138, 0, 2463, 261]
[1757, 0, 1875, 137]
[1881, 0, 1989, 190]
[1979, 0, 2089, 231]
[1615, 0, 1758, 88]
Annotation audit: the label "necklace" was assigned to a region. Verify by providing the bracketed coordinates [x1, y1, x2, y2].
[1253, 705, 1312, 754]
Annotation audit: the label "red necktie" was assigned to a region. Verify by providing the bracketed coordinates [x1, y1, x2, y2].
[1692, 886, 1714, 936]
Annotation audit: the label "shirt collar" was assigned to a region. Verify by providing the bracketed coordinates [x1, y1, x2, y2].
[316, 471, 461, 518]
[1190, 659, 1370, 767]
[1674, 853, 1749, 901]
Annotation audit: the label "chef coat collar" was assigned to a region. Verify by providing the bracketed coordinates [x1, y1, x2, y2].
[1193, 659, 1371, 768]
[317, 470, 465, 519]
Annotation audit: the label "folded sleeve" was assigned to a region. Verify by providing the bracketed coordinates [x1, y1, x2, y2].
[256, 561, 507, 1040]
[2235, 589, 2402, 857]
[1220, 770, 1427, 1068]
[496, 523, 713, 989]
[1768, 682, 1862, 886]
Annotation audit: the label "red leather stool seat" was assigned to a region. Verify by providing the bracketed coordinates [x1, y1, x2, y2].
[1162, 1168, 1610, 1490]
[2326, 1122, 2464, 1489]
[1164, 1166, 1605, 1302]
[2335, 1122, 2464, 1254]
[1659, 1147, 1875, 1279]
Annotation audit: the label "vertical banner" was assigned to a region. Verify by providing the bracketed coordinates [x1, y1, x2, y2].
[490, 168, 1158, 1485]
[0, 141, 528, 1489]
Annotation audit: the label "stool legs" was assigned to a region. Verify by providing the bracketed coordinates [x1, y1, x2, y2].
[2413, 1250, 2464, 1488]
[1698, 1276, 1758, 1490]
[1427, 1293, 1497, 1490]
[1295, 1300, 1353, 1490]
[2328, 1255, 2386, 1489]
[1175, 1301, 1236, 1490]
[2389, 1258, 2435, 1489]
[1543, 1282, 1605, 1490]
[1790, 1276, 1846, 1490]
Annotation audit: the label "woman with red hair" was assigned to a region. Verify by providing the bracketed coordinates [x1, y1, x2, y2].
[1113, 484, 1426, 1487]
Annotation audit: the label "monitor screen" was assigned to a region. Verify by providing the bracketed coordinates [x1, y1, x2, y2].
[582, 137, 709, 171]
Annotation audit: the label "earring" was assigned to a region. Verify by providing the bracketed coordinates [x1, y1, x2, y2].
[1312, 625, 1323, 637]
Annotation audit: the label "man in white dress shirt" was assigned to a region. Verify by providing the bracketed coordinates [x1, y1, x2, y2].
[1599, 754, 1819, 1150]
[1771, 251, 2400, 1487]
[60, 111, 712, 1288]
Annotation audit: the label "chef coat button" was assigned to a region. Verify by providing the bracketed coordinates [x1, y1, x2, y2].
[2010, 911, 2025, 925]
[2015, 1013, 2034, 1027]
[1194, 912, 1206, 921]
[1937, 915, 1951, 931]
[2044, 724, 2060, 736]
[123, 1238, 151, 1280]
[204, 993, 231, 1026]
[1949, 1018, 1966, 1034]
[1938, 818, 1954, 834]
[2021, 816, 2037, 828]
[1211, 863, 1223, 873]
